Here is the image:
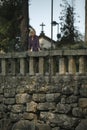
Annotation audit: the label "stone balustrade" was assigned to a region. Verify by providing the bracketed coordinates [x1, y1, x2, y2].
[0, 49, 87, 76]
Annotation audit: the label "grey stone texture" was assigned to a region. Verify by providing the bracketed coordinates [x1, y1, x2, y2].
[0, 75, 87, 130]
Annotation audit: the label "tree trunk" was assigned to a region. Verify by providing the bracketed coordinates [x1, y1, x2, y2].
[20, 0, 29, 50]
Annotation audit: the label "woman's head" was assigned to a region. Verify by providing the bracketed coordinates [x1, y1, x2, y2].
[30, 29, 36, 36]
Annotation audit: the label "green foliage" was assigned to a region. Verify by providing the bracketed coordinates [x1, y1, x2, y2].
[59, 0, 82, 46]
[0, 0, 22, 52]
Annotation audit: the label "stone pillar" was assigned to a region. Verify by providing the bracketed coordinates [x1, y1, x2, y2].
[50, 57, 54, 75]
[20, 58, 25, 75]
[1, 59, 6, 75]
[85, 0, 87, 43]
[79, 56, 85, 74]
[68, 56, 76, 74]
[39, 57, 44, 75]
[29, 57, 34, 75]
[59, 57, 66, 74]
[11, 59, 16, 75]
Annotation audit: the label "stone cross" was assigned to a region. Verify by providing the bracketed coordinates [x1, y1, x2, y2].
[40, 22, 45, 34]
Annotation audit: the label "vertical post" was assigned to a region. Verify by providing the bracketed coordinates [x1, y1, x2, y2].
[20, 58, 25, 75]
[85, 0, 87, 43]
[11, 59, 16, 75]
[1, 59, 6, 76]
[59, 57, 66, 74]
[79, 56, 85, 74]
[39, 57, 44, 75]
[68, 56, 76, 74]
[51, 0, 53, 49]
[49, 0, 53, 82]
[29, 57, 34, 75]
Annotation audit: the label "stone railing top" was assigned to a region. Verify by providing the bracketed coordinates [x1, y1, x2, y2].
[0, 49, 87, 58]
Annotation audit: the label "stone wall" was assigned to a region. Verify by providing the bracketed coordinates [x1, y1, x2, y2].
[0, 75, 87, 130]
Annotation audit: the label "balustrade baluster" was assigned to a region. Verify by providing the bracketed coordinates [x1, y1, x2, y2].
[11, 59, 16, 75]
[68, 56, 76, 74]
[79, 56, 85, 74]
[59, 57, 66, 74]
[29, 57, 34, 75]
[20, 58, 25, 75]
[39, 57, 44, 75]
[1, 59, 6, 75]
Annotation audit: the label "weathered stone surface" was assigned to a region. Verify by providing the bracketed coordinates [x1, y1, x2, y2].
[46, 94, 55, 102]
[0, 119, 12, 130]
[80, 85, 87, 97]
[26, 101, 37, 112]
[23, 112, 36, 120]
[79, 98, 87, 108]
[56, 103, 71, 114]
[75, 119, 87, 130]
[33, 94, 46, 102]
[16, 93, 30, 104]
[12, 120, 35, 130]
[0, 75, 87, 130]
[46, 93, 60, 102]
[50, 114, 78, 129]
[10, 113, 22, 122]
[0, 112, 3, 119]
[16, 86, 27, 93]
[62, 86, 74, 95]
[0, 104, 6, 112]
[4, 98, 15, 105]
[52, 127, 60, 130]
[4, 88, 15, 98]
[0, 86, 4, 94]
[0, 95, 3, 103]
[40, 112, 55, 121]
[12, 105, 24, 113]
[72, 107, 83, 117]
[37, 103, 56, 110]
[36, 123, 51, 130]
[66, 95, 78, 103]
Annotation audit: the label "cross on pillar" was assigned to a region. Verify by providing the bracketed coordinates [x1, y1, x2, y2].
[40, 22, 45, 35]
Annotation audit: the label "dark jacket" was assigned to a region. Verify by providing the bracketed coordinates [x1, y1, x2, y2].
[28, 35, 40, 51]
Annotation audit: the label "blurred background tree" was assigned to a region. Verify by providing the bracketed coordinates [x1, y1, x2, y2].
[0, 0, 29, 52]
[58, 0, 85, 49]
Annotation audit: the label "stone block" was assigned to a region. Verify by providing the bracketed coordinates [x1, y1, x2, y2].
[36, 123, 51, 130]
[50, 114, 78, 129]
[62, 86, 74, 95]
[52, 127, 60, 130]
[26, 101, 37, 112]
[12, 120, 35, 130]
[37, 103, 56, 110]
[79, 98, 87, 108]
[32, 94, 46, 102]
[4, 88, 15, 97]
[80, 85, 87, 97]
[66, 95, 78, 103]
[0, 95, 3, 103]
[16, 93, 30, 104]
[12, 105, 24, 113]
[46, 93, 61, 102]
[75, 119, 87, 130]
[4, 98, 15, 105]
[72, 107, 83, 117]
[0, 87, 4, 94]
[56, 103, 71, 114]
[54, 93, 61, 102]
[23, 112, 36, 120]
[40, 112, 55, 121]
[46, 94, 55, 102]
